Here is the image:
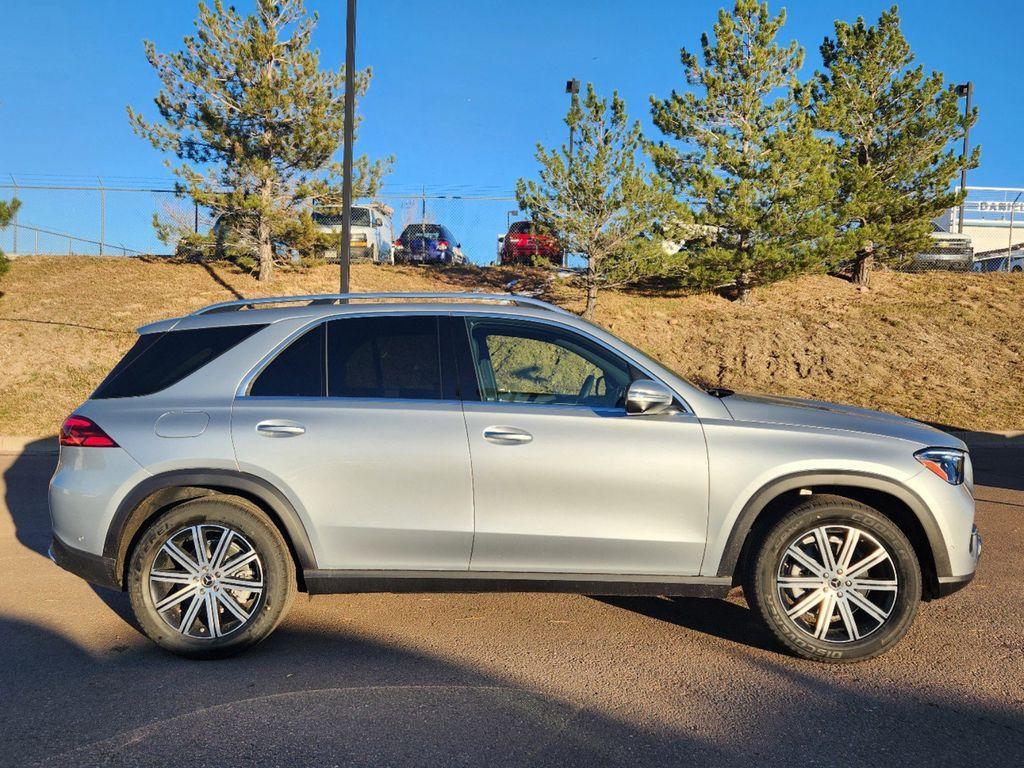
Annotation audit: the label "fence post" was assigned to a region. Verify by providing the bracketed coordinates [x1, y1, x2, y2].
[34, 230, 38, 255]
[10, 175, 17, 255]
[194, 201, 199, 234]
[99, 184, 106, 256]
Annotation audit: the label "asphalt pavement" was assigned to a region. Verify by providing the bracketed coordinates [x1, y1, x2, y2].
[0, 444, 1021, 767]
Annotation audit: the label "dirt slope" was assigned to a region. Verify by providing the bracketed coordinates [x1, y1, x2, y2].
[0, 256, 1020, 435]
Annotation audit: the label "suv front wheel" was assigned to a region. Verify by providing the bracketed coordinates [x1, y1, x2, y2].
[127, 496, 295, 659]
[745, 495, 921, 663]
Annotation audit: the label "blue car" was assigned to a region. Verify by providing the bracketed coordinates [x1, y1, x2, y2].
[394, 223, 465, 265]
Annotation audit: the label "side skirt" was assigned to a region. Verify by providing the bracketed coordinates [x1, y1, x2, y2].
[303, 569, 732, 598]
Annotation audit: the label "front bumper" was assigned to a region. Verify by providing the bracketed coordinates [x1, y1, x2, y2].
[934, 524, 981, 598]
[49, 533, 121, 590]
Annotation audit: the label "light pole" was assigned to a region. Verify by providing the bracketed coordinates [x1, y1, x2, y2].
[565, 78, 580, 160]
[340, 0, 357, 294]
[955, 81, 973, 235]
[1008, 191, 1022, 271]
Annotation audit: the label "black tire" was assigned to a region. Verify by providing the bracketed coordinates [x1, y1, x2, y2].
[127, 496, 295, 659]
[743, 494, 921, 663]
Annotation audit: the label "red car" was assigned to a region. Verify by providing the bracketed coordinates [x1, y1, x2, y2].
[499, 221, 563, 266]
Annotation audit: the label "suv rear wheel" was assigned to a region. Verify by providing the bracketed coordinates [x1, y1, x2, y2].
[744, 495, 921, 663]
[127, 496, 295, 659]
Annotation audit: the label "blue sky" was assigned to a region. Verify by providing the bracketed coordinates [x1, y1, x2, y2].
[2, 0, 1022, 262]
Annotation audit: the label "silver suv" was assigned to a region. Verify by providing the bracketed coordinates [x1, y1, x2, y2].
[49, 293, 980, 661]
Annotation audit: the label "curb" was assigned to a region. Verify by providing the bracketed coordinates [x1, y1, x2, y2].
[0, 436, 59, 456]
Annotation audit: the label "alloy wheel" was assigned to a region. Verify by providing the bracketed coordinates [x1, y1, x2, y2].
[776, 524, 899, 643]
[148, 524, 265, 639]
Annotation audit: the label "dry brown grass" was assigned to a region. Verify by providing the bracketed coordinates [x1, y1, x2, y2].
[1, 256, 1021, 435]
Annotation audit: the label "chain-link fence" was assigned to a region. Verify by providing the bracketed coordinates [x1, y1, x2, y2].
[0, 182, 523, 266]
[3, 181, 1022, 274]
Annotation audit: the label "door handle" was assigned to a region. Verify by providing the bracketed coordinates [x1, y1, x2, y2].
[482, 426, 533, 445]
[256, 420, 306, 438]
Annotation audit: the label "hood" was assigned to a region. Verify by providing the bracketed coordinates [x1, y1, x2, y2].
[720, 392, 966, 450]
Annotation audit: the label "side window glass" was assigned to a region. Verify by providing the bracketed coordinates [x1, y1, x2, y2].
[327, 316, 443, 399]
[250, 323, 325, 397]
[467, 320, 632, 408]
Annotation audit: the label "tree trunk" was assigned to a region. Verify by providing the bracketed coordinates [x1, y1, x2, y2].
[582, 256, 599, 320]
[851, 251, 873, 287]
[256, 181, 274, 282]
[734, 271, 753, 303]
[257, 213, 274, 282]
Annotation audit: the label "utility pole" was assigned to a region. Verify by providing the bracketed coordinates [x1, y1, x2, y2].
[339, 0, 357, 294]
[955, 81, 973, 235]
[565, 79, 580, 161]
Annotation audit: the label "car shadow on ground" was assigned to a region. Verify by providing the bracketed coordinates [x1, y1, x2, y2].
[2, 611, 1023, 768]
[594, 594, 779, 653]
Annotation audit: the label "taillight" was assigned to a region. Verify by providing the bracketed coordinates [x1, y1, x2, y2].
[59, 415, 118, 447]
[392, 240, 402, 248]
[437, 240, 448, 250]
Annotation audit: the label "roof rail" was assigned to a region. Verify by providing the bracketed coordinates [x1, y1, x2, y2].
[190, 291, 575, 317]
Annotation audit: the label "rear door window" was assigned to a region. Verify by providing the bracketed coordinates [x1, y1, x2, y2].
[93, 324, 265, 399]
[327, 316, 444, 400]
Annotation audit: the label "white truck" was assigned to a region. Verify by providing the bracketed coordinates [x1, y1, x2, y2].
[313, 202, 395, 264]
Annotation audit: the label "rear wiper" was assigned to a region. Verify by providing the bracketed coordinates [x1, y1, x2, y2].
[706, 387, 734, 398]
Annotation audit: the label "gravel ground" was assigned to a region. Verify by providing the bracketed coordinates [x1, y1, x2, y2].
[1, 450, 1021, 768]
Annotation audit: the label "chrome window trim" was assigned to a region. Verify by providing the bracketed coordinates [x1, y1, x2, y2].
[233, 308, 694, 416]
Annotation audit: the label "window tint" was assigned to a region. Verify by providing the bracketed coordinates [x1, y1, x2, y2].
[467, 319, 632, 408]
[327, 316, 443, 399]
[250, 324, 325, 397]
[94, 324, 265, 399]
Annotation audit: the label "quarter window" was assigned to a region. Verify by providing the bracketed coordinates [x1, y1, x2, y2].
[327, 316, 443, 399]
[466, 319, 633, 408]
[250, 323, 325, 397]
[94, 324, 265, 399]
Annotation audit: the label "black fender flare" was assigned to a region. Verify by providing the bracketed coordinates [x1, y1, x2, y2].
[103, 469, 318, 586]
[714, 470, 952, 579]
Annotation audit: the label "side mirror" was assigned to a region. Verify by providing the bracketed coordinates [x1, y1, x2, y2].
[625, 379, 674, 416]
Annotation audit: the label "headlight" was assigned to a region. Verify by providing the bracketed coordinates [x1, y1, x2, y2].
[914, 447, 966, 485]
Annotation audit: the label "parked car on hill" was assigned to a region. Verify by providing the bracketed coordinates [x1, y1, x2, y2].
[50, 292, 979, 662]
[910, 226, 973, 271]
[312, 203, 395, 264]
[393, 223, 465, 264]
[499, 221, 563, 266]
[971, 252, 1023, 273]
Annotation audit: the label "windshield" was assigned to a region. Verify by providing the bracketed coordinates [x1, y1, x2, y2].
[312, 207, 372, 227]
[402, 224, 443, 240]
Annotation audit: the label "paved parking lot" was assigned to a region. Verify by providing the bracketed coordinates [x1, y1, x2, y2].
[1, 446, 1022, 767]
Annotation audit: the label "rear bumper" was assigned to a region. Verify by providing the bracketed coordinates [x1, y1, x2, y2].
[49, 533, 121, 590]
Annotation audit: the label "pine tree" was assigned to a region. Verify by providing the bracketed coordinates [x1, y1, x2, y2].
[128, 0, 389, 281]
[810, 6, 978, 285]
[0, 198, 20, 279]
[650, 0, 835, 301]
[516, 84, 680, 319]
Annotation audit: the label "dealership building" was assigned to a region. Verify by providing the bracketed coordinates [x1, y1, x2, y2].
[936, 186, 1024, 260]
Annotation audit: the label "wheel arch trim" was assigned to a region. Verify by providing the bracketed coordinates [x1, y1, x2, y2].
[714, 470, 952, 580]
[103, 469, 318, 587]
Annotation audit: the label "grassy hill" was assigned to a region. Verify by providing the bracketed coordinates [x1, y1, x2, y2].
[0, 255, 1021, 435]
